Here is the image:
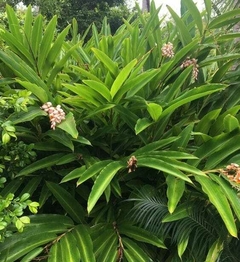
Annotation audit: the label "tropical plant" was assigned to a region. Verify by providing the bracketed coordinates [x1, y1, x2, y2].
[0, 0, 240, 261]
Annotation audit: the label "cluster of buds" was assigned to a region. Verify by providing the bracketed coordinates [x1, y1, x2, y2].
[161, 42, 174, 58]
[221, 163, 240, 184]
[181, 57, 199, 80]
[41, 102, 65, 130]
[127, 156, 137, 173]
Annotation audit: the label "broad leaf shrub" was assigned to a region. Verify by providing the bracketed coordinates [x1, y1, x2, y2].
[1, 1, 240, 261]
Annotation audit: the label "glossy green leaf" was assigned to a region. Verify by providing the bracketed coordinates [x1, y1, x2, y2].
[183, 0, 203, 34]
[48, 242, 61, 262]
[204, 134, 240, 169]
[210, 174, 240, 221]
[6, 5, 22, 41]
[43, 25, 71, 78]
[209, 9, 240, 29]
[10, 106, 47, 124]
[111, 59, 137, 98]
[135, 118, 153, 135]
[59, 232, 80, 262]
[87, 161, 124, 213]
[167, 175, 185, 214]
[96, 234, 117, 262]
[46, 181, 85, 223]
[196, 176, 237, 237]
[47, 43, 80, 86]
[19, 176, 42, 197]
[83, 80, 111, 102]
[160, 84, 226, 119]
[72, 225, 95, 262]
[57, 112, 78, 139]
[122, 238, 150, 262]
[77, 160, 112, 186]
[146, 102, 162, 121]
[46, 129, 74, 151]
[17, 153, 65, 176]
[205, 238, 223, 262]
[178, 234, 189, 259]
[162, 203, 189, 222]
[20, 247, 43, 262]
[61, 166, 86, 183]
[167, 5, 192, 46]
[91, 47, 118, 77]
[124, 69, 160, 100]
[223, 114, 239, 132]
[37, 16, 57, 71]
[31, 15, 43, 57]
[119, 224, 166, 248]
[137, 157, 192, 183]
[134, 137, 178, 155]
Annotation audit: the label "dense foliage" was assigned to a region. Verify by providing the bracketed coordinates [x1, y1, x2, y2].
[1, 0, 240, 261]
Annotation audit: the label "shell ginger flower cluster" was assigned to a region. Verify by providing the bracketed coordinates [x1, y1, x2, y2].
[221, 163, 240, 184]
[41, 102, 65, 130]
[161, 42, 174, 58]
[181, 57, 199, 80]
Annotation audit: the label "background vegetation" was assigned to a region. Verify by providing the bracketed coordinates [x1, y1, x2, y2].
[1, 0, 240, 261]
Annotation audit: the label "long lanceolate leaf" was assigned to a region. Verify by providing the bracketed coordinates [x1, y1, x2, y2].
[196, 176, 237, 237]
[72, 225, 95, 262]
[87, 161, 125, 213]
[46, 182, 85, 223]
[137, 157, 192, 183]
[0, 215, 73, 262]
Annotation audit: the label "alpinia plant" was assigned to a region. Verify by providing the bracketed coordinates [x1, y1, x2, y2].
[1, 0, 240, 261]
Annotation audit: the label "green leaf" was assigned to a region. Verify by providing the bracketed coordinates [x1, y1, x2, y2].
[137, 157, 192, 183]
[162, 203, 189, 222]
[83, 80, 111, 102]
[46, 129, 74, 151]
[122, 238, 151, 262]
[167, 175, 185, 213]
[178, 234, 189, 259]
[91, 47, 118, 77]
[20, 247, 43, 262]
[17, 153, 65, 176]
[46, 181, 85, 223]
[43, 25, 71, 78]
[10, 106, 47, 124]
[135, 118, 153, 135]
[209, 9, 240, 29]
[167, 5, 192, 45]
[183, 0, 203, 34]
[38, 16, 57, 71]
[196, 176, 237, 237]
[59, 232, 80, 262]
[87, 161, 124, 213]
[210, 174, 240, 221]
[124, 69, 160, 100]
[119, 224, 166, 249]
[72, 225, 95, 262]
[6, 5, 22, 41]
[77, 160, 112, 186]
[58, 112, 78, 139]
[31, 15, 43, 57]
[146, 102, 162, 121]
[205, 239, 223, 262]
[15, 80, 48, 103]
[111, 59, 137, 98]
[223, 114, 239, 132]
[135, 138, 178, 155]
[61, 166, 87, 183]
[160, 84, 226, 119]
